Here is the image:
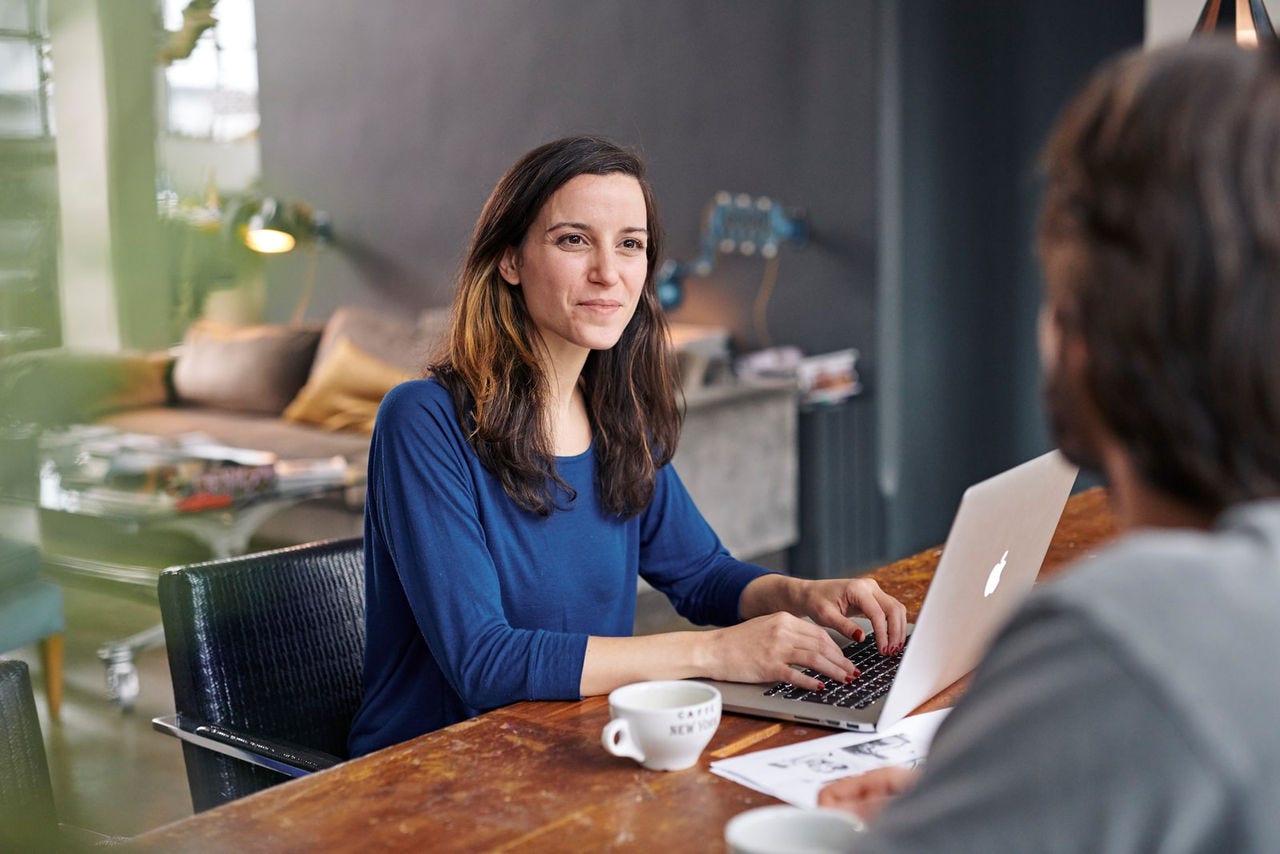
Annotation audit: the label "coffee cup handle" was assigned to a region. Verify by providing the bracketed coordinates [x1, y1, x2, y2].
[602, 718, 645, 763]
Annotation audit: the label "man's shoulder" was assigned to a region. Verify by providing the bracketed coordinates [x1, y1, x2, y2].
[1040, 505, 1280, 621]
[1009, 507, 1280, 783]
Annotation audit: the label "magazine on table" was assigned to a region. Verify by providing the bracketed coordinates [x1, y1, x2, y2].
[38, 427, 353, 514]
[709, 708, 950, 809]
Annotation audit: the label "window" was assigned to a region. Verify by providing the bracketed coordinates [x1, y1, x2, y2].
[0, 0, 54, 138]
[0, 0, 58, 357]
[161, 0, 258, 142]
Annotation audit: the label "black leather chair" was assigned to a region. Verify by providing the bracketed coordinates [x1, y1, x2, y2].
[0, 659, 59, 850]
[153, 538, 366, 812]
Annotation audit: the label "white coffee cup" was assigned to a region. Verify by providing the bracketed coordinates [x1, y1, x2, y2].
[601, 680, 721, 771]
[724, 805, 865, 854]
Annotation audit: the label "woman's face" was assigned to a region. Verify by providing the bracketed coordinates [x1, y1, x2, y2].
[498, 172, 649, 361]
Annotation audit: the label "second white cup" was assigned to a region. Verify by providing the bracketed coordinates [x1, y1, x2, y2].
[725, 805, 865, 853]
[601, 680, 721, 771]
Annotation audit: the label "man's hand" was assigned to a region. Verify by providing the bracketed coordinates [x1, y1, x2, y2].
[817, 766, 921, 824]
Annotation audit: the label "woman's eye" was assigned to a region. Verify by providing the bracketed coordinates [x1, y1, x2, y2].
[621, 238, 645, 252]
[557, 234, 586, 246]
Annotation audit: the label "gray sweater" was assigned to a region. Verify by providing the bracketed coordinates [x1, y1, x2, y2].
[857, 499, 1280, 853]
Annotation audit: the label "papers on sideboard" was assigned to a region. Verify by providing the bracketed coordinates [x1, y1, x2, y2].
[709, 708, 951, 808]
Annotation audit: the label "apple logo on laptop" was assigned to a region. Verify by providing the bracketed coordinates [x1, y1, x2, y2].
[984, 550, 1009, 598]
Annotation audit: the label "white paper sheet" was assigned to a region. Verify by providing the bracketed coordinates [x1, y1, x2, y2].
[709, 709, 951, 808]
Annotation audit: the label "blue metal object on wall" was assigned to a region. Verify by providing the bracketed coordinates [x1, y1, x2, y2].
[657, 192, 808, 310]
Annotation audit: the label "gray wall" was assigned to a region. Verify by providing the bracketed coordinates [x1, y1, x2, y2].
[254, 1, 879, 360]
[878, 0, 1142, 557]
[254, 0, 1144, 566]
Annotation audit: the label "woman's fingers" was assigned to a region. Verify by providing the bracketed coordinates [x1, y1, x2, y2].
[834, 578, 909, 654]
[829, 578, 891, 652]
[880, 588, 908, 651]
[768, 623, 855, 689]
[790, 636, 859, 687]
[716, 614, 856, 688]
[860, 595, 892, 654]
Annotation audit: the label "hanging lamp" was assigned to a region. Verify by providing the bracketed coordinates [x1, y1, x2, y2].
[1192, 0, 1276, 46]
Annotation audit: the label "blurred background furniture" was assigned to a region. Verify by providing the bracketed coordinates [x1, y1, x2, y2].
[0, 539, 63, 719]
[154, 537, 365, 811]
[2, 302, 801, 640]
[0, 658, 126, 850]
[672, 380, 797, 562]
[36, 425, 363, 710]
[0, 659, 59, 851]
[0, 304, 798, 558]
[788, 396, 884, 579]
[0, 304, 429, 547]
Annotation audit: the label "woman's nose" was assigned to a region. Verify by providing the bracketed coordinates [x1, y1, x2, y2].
[589, 248, 620, 285]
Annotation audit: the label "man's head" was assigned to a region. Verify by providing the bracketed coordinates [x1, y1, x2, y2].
[1038, 40, 1280, 516]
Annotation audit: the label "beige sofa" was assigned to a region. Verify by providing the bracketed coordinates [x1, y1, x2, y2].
[3, 306, 447, 550]
[2, 306, 798, 592]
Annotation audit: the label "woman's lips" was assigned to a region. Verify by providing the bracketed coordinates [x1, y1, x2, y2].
[578, 300, 624, 314]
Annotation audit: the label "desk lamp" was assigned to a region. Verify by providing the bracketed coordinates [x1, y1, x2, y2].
[234, 197, 334, 324]
[242, 197, 332, 254]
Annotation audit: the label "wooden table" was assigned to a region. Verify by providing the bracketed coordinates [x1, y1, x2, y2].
[127, 488, 1117, 853]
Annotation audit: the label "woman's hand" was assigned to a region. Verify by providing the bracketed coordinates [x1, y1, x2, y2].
[817, 766, 921, 824]
[740, 575, 909, 655]
[791, 577, 908, 655]
[697, 612, 859, 691]
[582, 575, 908, 697]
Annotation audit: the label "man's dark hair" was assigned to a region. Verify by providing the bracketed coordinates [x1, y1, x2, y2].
[1038, 40, 1280, 514]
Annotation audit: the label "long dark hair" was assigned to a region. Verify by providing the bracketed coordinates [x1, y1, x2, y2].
[430, 135, 682, 517]
[1038, 41, 1280, 513]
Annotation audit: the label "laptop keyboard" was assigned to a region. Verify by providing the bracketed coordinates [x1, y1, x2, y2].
[762, 633, 908, 710]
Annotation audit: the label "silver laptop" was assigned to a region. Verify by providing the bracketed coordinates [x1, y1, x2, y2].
[700, 450, 1078, 732]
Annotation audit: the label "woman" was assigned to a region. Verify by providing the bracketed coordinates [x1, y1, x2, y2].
[348, 136, 906, 756]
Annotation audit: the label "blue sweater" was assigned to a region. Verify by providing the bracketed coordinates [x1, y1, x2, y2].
[347, 379, 771, 756]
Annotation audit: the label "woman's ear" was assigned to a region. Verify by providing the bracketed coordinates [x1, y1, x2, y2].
[498, 248, 521, 286]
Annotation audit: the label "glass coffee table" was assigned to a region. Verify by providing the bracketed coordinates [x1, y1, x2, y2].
[36, 426, 364, 710]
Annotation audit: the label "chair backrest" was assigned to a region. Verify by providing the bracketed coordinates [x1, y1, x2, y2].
[0, 659, 58, 850]
[159, 537, 365, 812]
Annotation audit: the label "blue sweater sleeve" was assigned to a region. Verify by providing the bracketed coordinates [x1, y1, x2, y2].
[638, 464, 776, 626]
[367, 382, 587, 710]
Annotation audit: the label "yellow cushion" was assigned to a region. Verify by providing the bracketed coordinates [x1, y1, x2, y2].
[283, 336, 411, 433]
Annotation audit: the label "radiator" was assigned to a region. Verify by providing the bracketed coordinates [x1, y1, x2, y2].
[788, 395, 885, 579]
